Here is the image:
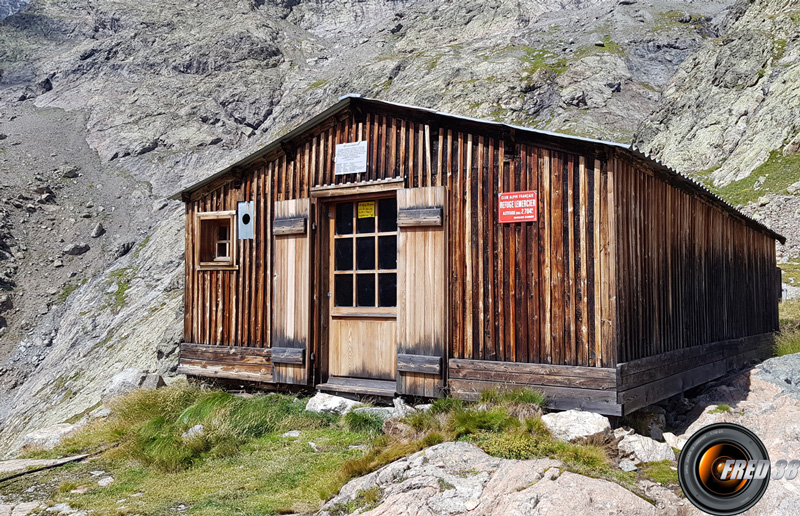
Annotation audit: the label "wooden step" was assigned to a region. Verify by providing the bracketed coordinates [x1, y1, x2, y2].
[317, 376, 396, 397]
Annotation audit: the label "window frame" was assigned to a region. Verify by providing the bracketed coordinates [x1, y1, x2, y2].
[195, 210, 238, 271]
[330, 195, 398, 318]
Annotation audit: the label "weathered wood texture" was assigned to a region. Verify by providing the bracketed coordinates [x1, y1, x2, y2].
[612, 152, 780, 363]
[272, 198, 310, 384]
[182, 100, 781, 396]
[177, 343, 273, 382]
[448, 359, 620, 414]
[329, 317, 397, 380]
[616, 333, 774, 415]
[397, 187, 447, 396]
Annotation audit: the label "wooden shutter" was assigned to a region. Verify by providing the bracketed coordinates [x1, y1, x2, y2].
[272, 198, 311, 385]
[396, 186, 447, 397]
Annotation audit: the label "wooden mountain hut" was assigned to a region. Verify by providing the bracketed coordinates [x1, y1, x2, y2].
[172, 95, 785, 416]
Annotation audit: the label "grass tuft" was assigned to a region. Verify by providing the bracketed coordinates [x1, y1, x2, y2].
[429, 397, 464, 415]
[776, 329, 800, 356]
[640, 460, 679, 486]
[478, 387, 546, 407]
[449, 408, 520, 438]
[344, 411, 385, 434]
[709, 404, 731, 414]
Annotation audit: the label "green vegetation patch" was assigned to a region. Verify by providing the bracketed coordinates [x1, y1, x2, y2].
[518, 47, 568, 77]
[13, 384, 633, 514]
[709, 150, 800, 206]
[781, 262, 800, 287]
[104, 266, 138, 311]
[709, 404, 731, 414]
[574, 36, 625, 58]
[20, 386, 365, 515]
[56, 281, 82, 304]
[306, 79, 329, 91]
[654, 11, 708, 33]
[639, 460, 679, 486]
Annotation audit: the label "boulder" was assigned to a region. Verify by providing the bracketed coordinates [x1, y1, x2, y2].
[663, 432, 687, 451]
[282, 430, 300, 438]
[353, 397, 417, 420]
[181, 424, 204, 442]
[140, 373, 166, 390]
[352, 406, 396, 420]
[22, 423, 76, 450]
[618, 434, 675, 463]
[101, 368, 148, 400]
[392, 397, 415, 418]
[62, 243, 90, 256]
[97, 476, 114, 488]
[57, 165, 80, 178]
[90, 223, 105, 238]
[305, 392, 360, 415]
[541, 410, 611, 442]
[619, 459, 638, 472]
[320, 442, 661, 516]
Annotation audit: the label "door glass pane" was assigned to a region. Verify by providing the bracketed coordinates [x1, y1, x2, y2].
[378, 273, 396, 307]
[334, 274, 353, 307]
[356, 201, 375, 233]
[334, 239, 353, 271]
[378, 198, 397, 232]
[356, 274, 375, 307]
[335, 203, 353, 235]
[378, 236, 396, 269]
[356, 237, 375, 270]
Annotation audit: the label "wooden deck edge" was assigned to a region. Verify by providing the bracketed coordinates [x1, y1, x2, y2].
[177, 364, 274, 383]
[179, 343, 275, 384]
[617, 333, 775, 415]
[448, 379, 621, 416]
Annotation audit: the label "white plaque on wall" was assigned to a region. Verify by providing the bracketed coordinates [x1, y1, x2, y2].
[334, 141, 368, 175]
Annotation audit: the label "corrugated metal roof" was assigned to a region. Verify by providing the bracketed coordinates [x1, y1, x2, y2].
[170, 95, 785, 243]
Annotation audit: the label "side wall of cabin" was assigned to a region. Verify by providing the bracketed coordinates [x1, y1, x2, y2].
[612, 151, 779, 414]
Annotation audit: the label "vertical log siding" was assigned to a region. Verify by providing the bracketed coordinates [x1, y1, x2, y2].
[183, 101, 780, 373]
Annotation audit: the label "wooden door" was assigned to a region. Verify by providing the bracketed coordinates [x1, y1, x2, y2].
[396, 187, 447, 397]
[272, 199, 310, 384]
[327, 196, 398, 380]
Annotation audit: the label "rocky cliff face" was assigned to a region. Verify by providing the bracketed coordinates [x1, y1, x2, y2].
[0, 0, 26, 19]
[635, 0, 800, 183]
[0, 0, 788, 457]
[634, 0, 800, 258]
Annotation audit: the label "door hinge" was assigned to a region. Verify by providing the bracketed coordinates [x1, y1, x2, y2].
[311, 222, 317, 230]
[310, 352, 316, 362]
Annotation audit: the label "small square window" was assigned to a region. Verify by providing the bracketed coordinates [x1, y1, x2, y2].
[196, 211, 237, 269]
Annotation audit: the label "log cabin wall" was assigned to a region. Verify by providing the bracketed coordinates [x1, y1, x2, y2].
[182, 98, 781, 398]
[612, 152, 780, 364]
[184, 103, 617, 370]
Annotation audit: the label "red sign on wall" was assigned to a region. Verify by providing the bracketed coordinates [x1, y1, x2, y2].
[498, 191, 538, 223]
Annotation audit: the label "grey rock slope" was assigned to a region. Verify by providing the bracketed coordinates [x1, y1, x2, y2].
[0, 0, 757, 457]
[0, 0, 27, 20]
[635, 0, 800, 185]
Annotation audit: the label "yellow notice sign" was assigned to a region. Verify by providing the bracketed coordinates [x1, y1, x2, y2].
[357, 201, 375, 219]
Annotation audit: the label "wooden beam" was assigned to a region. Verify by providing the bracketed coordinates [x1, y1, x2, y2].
[309, 177, 404, 198]
[271, 347, 305, 365]
[273, 217, 307, 235]
[397, 207, 443, 227]
[397, 353, 442, 374]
